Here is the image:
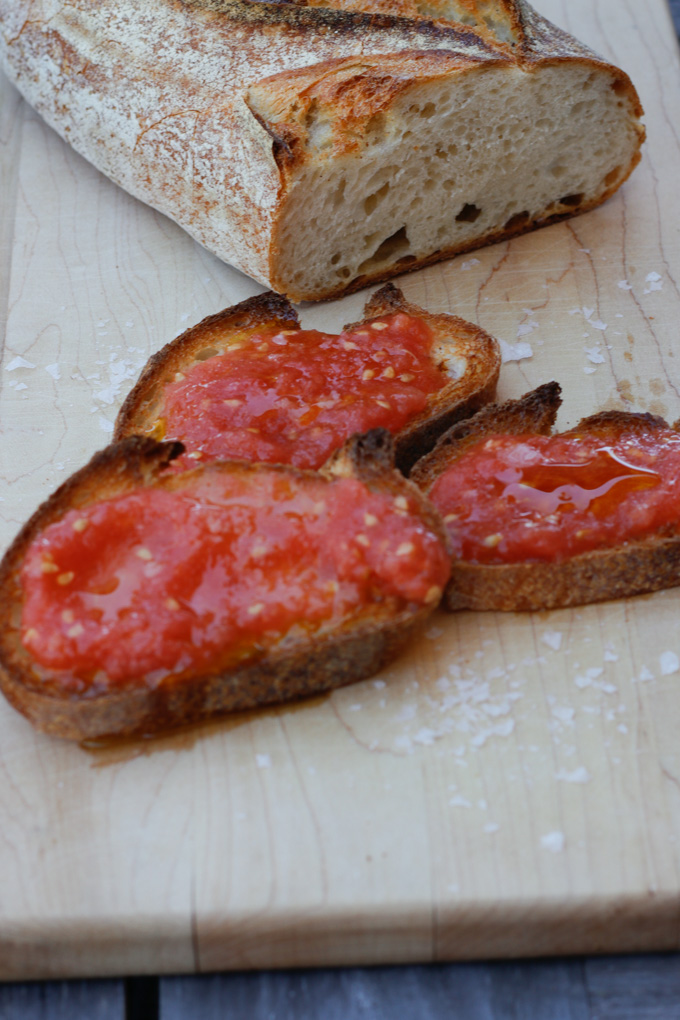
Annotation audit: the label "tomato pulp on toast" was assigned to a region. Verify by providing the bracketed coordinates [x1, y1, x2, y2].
[429, 429, 680, 564]
[21, 470, 449, 687]
[156, 313, 445, 470]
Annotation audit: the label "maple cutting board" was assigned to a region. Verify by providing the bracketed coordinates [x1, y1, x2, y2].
[1, 0, 680, 983]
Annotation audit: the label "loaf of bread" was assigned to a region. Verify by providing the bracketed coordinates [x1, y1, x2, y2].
[411, 384, 680, 612]
[114, 283, 501, 474]
[0, 432, 450, 740]
[0, 0, 644, 300]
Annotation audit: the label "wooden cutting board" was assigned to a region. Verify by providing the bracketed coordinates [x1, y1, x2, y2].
[1, 0, 679, 982]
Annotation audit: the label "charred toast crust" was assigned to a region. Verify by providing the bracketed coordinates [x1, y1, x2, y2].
[115, 284, 501, 473]
[411, 385, 680, 613]
[0, 431, 449, 741]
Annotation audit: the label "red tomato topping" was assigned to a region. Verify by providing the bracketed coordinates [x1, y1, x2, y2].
[428, 428, 680, 564]
[159, 313, 444, 470]
[21, 471, 449, 687]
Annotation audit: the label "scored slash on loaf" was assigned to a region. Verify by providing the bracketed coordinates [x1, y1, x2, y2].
[0, 0, 644, 301]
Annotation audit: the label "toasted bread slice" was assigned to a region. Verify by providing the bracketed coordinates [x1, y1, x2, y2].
[0, 431, 450, 741]
[411, 383, 680, 612]
[115, 284, 501, 474]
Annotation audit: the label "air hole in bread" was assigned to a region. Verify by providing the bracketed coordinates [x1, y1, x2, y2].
[505, 211, 531, 230]
[194, 347, 219, 361]
[611, 79, 628, 96]
[456, 203, 482, 223]
[332, 180, 346, 209]
[358, 226, 411, 273]
[420, 102, 436, 119]
[549, 162, 567, 178]
[364, 181, 390, 216]
[365, 112, 386, 139]
[559, 192, 584, 207]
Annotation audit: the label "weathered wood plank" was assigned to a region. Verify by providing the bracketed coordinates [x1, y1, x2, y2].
[0, 979, 125, 1020]
[585, 954, 680, 1020]
[160, 959, 591, 1020]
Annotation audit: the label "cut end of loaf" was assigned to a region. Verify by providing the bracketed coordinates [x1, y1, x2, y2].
[267, 61, 643, 301]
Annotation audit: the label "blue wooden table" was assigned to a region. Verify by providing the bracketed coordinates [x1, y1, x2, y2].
[1, 2, 680, 1016]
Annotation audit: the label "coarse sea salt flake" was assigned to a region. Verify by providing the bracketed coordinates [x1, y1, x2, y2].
[542, 630, 562, 651]
[499, 339, 533, 363]
[460, 258, 480, 271]
[5, 356, 36, 372]
[583, 367, 597, 375]
[555, 766, 590, 784]
[449, 794, 472, 808]
[659, 651, 679, 676]
[256, 754, 271, 769]
[541, 831, 565, 853]
[45, 363, 61, 380]
[99, 417, 114, 434]
[585, 346, 606, 364]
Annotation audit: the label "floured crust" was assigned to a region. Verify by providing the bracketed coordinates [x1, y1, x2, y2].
[114, 283, 501, 473]
[0, 0, 644, 301]
[411, 385, 680, 613]
[0, 432, 449, 740]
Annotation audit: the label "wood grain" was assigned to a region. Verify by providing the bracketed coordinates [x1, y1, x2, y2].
[0, 0, 679, 982]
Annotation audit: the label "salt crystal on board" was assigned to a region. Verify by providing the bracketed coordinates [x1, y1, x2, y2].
[555, 766, 590, 783]
[460, 259, 480, 271]
[542, 631, 563, 651]
[659, 651, 680, 676]
[449, 794, 472, 808]
[256, 754, 271, 769]
[5, 356, 36, 371]
[540, 831, 566, 853]
[499, 339, 533, 363]
[99, 418, 114, 434]
[584, 346, 605, 364]
[618, 280, 632, 291]
[45, 363, 61, 380]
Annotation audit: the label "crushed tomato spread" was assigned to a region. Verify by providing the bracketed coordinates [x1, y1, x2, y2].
[21, 471, 449, 687]
[429, 429, 680, 564]
[156, 313, 445, 470]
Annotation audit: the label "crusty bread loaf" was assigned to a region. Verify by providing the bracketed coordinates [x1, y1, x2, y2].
[0, 431, 450, 741]
[114, 283, 501, 474]
[0, 0, 644, 300]
[411, 384, 680, 612]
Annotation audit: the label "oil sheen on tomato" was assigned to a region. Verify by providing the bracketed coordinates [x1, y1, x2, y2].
[21, 472, 449, 687]
[428, 429, 680, 564]
[159, 313, 444, 470]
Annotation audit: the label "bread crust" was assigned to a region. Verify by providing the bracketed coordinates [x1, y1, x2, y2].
[411, 385, 680, 613]
[0, 0, 644, 301]
[114, 283, 501, 473]
[0, 432, 450, 740]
